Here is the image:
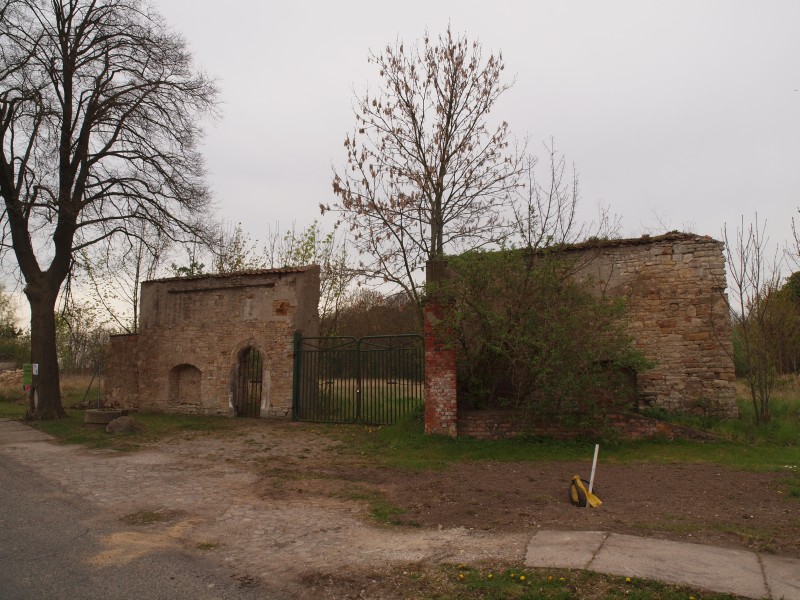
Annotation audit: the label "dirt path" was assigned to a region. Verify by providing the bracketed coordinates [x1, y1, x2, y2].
[0, 422, 527, 597]
[2, 419, 799, 598]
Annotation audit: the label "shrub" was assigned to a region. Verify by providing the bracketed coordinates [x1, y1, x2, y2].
[435, 250, 652, 421]
[0, 331, 30, 366]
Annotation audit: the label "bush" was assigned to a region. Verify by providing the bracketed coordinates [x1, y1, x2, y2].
[0, 332, 30, 366]
[435, 250, 652, 420]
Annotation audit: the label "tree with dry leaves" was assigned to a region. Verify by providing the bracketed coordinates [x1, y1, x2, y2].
[0, 0, 217, 418]
[325, 28, 523, 322]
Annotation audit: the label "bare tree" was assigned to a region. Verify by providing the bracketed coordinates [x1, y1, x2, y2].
[324, 28, 523, 320]
[55, 297, 109, 374]
[724, 215, 782, 424]
[326, 288, 420, 338]
[0, 282, 19, 334]
[264, 221, 356, 336]
[78, 222, 172, 333]
[210, 222, 265, 274]
[0, 0, 217, 418]
[168, 239, 207, 278]
[511, 138, 618, 252]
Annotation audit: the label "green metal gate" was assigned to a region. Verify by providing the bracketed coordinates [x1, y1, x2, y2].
[292, 334, 424, 424]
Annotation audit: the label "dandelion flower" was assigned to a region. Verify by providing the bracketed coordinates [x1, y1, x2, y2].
[487, 574, 493, 579]
[520, 575, 526, 581]
[458, 573, 464, 580]
[625, 577, 631, 583]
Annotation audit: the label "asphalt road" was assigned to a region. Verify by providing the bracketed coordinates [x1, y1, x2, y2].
[0, 452, 271, 600]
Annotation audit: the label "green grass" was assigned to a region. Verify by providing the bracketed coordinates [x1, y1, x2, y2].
[2, 375, 799, 483]
[715, 382, 800, 446]
[354, 564, 740, 600]
[0, 372, 110, 418]
[61, 372, 102, 408]
[311, 377, 800, 478]
[0, 400, 246, 451]
[195, 542, 220, 551]
[297, 377, 423, 424]
[646, 377, 800, 447]
[0, 398, 26, 418]
[321, 410, 800, 475]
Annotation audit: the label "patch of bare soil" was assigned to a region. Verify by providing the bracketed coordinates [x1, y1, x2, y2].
[322, 460, 800, 558]
[201, 423, 800, 560]
[48, 420, 797, 597]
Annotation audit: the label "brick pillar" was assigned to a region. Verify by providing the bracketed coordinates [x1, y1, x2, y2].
[424, 301, 458, 437]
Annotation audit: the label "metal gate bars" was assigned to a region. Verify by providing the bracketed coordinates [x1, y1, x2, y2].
[236, 347, 263, 417]
[292, 334, 424, 425]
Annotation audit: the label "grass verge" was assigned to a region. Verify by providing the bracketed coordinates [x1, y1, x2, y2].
[644, 377, 800, 447]
[1, 376, 799, 483]
[320, 563, 740, 599]
[320, 413, 800, 476]
[3, 396, 800, 493]
[0, 400, 246, 451]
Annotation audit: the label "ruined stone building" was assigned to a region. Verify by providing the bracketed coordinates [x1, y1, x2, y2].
[427, 233, 739, 438]
[105, 267, 320, 417]
[571, 232, 737, 415]
[106, 233, 737, 436]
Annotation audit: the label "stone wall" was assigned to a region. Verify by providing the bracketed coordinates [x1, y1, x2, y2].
[567, 233, 736, 417]
[106, 334, 139, 408]
[423, 232, 738, 438]
[0, 368, 23, 387]
[106, 267, 320, 417]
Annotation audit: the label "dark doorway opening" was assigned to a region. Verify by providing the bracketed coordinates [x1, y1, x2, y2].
[236, 347, 263, 417]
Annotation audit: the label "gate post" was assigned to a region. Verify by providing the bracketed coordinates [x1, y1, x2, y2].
[291, 331, 302, 420]
[424, 260, 458, 437]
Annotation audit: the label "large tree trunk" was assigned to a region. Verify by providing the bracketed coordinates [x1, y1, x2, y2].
[24, 278, 65, 419]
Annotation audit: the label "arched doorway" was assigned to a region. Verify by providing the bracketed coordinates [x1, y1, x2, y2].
[236, 347, 263, 417]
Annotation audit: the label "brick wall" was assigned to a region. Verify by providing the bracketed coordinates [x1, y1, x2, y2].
[424, 302, 458, 436]
[458, 409, 720, 441]
[106, 334, 139, 407]
[105, 267, 320, 417]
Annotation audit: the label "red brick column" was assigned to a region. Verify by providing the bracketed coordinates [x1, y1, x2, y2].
[424, 301, 458, 437]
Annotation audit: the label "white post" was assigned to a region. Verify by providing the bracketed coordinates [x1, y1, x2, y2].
[587, 443, 599, 506]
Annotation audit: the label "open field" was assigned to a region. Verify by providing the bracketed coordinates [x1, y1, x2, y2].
[295, 377, 424, 424]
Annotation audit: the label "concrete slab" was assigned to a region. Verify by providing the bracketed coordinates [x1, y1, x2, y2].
[525, 530, 608, 569]
[761, 554, 800, 600]
[590, 533, 768, 599]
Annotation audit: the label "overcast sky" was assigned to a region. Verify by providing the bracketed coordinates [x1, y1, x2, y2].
[151, 0, 799, 261]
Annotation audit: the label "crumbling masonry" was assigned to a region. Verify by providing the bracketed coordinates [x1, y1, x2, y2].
[425, 233, 738, 437]
[105, 233, 736, 433]
[105, 267, 320, 417]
